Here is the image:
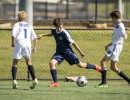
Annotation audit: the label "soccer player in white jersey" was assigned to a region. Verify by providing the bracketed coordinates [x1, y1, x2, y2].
[11, 11, 38, 89]
[38, 18, 101, 87]
[97, 10, 130, 88]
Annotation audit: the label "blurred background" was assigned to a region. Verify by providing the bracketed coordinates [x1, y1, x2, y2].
[0, 0, 130, 28]
[0, 0, 129, 20]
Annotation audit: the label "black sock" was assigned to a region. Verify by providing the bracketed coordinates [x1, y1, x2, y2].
[86, 63, 96, 69]
[28, 65, 36, 80]
[101, 69, 107, 84]
[12, 66, 17, 80]
[117, 70, 129, 81]
[50, 69, 58, 82]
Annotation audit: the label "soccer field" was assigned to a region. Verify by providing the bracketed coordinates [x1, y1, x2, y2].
[0, 80, 130, 100]
[0, 29, 130, 100]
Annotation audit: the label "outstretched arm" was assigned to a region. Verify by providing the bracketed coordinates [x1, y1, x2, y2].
[37, 33, 53, 39]
[72, 42, 85, 58]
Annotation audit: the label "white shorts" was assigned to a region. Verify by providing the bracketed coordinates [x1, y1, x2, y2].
[106, 44, 123, 62]
[13, 40, 31, 59]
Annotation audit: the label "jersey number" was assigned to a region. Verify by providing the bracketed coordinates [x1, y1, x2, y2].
[24, 29, 27, 38]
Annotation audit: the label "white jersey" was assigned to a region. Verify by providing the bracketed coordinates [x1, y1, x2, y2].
[106, 22, 126, 62]
[12, 22, 37, 59]
[112, 22, 126, 45]
[12, 22, 37, 42]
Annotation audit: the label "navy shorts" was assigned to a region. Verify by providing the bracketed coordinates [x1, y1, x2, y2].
[51, 51, 80, 65]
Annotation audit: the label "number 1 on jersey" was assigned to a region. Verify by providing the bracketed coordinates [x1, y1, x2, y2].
[24, 29, 27, 38]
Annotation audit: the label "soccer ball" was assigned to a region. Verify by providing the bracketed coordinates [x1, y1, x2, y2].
[76, 76, 87, 87]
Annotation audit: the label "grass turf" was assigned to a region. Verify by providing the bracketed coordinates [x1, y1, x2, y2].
[0, 80, 130, 100]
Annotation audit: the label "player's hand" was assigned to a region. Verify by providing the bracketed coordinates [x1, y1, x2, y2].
[105, 45, 109, 51]
[37, 35, 42, 39]
[80, 52, 85, 58]
[32, 48, 36, 53]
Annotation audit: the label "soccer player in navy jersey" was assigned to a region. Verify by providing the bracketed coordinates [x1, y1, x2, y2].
[11, 11, 38, 89]
[97, 10, 130, 88]
[38, 18, 101, 87]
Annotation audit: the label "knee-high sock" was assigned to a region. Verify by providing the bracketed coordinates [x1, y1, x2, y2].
[12, 66, 17, 80]
[50, 69, 58, 82]
[117, 69, 129, 81]
[86, 63, 96, 69]
[101, 68, 107, 84]
[28, 65, 36, 80]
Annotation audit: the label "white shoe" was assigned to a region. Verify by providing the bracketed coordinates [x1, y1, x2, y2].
[12, 80, 18, 89]
[30, 78, 38, 89]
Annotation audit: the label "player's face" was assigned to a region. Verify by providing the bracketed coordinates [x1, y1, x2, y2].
[56, 24, 63, 32]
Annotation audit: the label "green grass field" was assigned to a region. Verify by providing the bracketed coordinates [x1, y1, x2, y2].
[0, 80, 130, 100]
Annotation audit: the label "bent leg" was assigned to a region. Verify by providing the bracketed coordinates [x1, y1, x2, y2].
[76, 62, 101, 72]
[26, 59, 36, 80]
[111, 60, 130, 83]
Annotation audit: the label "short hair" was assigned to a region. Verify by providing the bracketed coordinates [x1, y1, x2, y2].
[18, 11, 27, 21]
[110, 10, 121, 19]
[53, 18, 63, 26]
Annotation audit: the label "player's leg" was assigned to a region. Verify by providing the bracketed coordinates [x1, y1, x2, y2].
[48, 59, 59, 87]
[110, 61, 130, 84]
[26, 59, 38, 89]
[12, 59, 18, 89]
[76, 62, 101, 72]
[64, 51, 101, 72]
[97, 55, 110, 88]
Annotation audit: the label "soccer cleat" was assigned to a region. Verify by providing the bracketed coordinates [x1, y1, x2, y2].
[48, 82, 59, 87]
[12, 80, 18, 89]
[96, 84, 108, 88]
[30, 78, 38, 89]
[94, 64, 102, 72]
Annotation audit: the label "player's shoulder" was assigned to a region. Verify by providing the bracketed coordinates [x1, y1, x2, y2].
[115, 22, 125, 29]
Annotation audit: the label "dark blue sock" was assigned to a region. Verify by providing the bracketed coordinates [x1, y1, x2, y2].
[50, 69, 58, 82]
[12, 66, 17, 80]
[86, 63, 96, 69]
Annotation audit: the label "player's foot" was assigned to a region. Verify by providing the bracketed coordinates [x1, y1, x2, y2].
[30, 78, 38, 89]
[94, 64, 102, 72]
[48, 82, 59, 87]
[96, 84, 108, 88]
[12, 80, 18, 89]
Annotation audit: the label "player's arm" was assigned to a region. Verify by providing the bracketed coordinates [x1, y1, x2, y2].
[11, 36, 15, 47]
[105, 43, 112, 51]
[124, 34, 127, 40]
[37, 33, 53, 39]
[32, 38, 37, 53]
[72, 42, 85, 58]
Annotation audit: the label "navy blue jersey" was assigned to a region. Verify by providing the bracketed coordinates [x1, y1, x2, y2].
[51, 28, 74, 53]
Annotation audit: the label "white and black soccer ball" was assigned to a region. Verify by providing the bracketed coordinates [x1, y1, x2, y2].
[76, 76, 87, 87]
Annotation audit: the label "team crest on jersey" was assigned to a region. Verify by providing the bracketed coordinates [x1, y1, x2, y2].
[59, 36, 63, 40]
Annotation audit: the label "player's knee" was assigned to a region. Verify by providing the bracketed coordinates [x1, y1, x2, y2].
[110, 67, 117, 72]
[49, 61, 56, 68]
[77, 64, 84, 68]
